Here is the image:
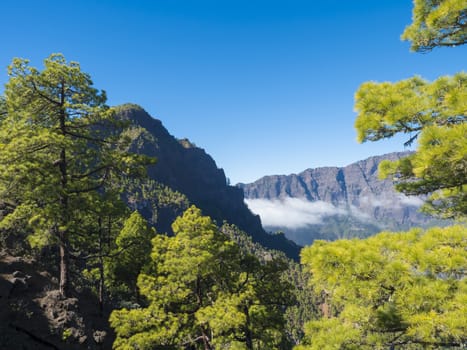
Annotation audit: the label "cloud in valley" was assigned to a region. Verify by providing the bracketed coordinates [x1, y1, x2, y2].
[398, 194, 424, 207]
[245, 197, 346, 229]
[245, 193, 425, 230]
[359, 193, 424, 209]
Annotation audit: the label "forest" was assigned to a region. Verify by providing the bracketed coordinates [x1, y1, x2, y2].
[0, 1, 465, 349]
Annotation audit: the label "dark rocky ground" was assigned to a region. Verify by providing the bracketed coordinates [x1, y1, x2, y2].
[0, 250, 113, 350]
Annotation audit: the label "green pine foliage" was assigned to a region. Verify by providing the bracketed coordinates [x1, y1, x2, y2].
[110, 206, 293, 349]
[0, 54, 115, 296]
[354, 0, 466, 220]
[402, 0, 466, 52]
[0, 53, 311, 348]
[221, 223, 321, 347]
[354, 73, 467, 219]
[220, 222, 282, 262]
[2, 1, 465, 342]
[297, 225, 467, 349]
[120, 176, 190, 233]
[105, 211, 155, 300]
[297, 5, 467, 348]
[0, 54, 152, 296]
[283, 261, 320, 347]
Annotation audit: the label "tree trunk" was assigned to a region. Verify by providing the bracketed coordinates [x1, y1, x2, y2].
[98, 217, 105, 316]
[58, 91, 70, 298]
[59, 232, 69, 297]
[200, 329, 212, 350]
[244, 306, 253, 350]
[58, 147, 69, 298]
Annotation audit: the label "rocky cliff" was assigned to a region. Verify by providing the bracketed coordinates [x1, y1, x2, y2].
[238, 153, 442, 245]
[114, 104, 300, 259]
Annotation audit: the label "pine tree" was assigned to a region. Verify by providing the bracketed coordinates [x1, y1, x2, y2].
[354, 0, 466, 219]
[297, 225, 467, 349]
[105, 211, 155, 300]
[110, 206, 292, 349]
[0, 54, 143, 296]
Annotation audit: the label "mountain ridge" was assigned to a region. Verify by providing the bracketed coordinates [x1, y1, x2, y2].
[114, 104, 301, 259]
[237, 152, 442, 245]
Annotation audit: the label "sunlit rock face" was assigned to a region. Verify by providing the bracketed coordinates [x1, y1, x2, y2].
[238, 153, 444, 246]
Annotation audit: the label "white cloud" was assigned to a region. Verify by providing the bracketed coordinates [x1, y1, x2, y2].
[347, 204, 372, 221]
[398, 194, 424, 207]
[359, 194, 396, 208]
[245, 193, 425, 230]
[245, 197, 346, 229]
[359, 193, 424, 209]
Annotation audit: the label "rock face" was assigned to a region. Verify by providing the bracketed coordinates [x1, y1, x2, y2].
[238, 153, 441, 245]
[114, 104, 300, 259]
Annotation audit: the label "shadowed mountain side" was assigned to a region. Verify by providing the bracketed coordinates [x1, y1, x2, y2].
[114, 104, 300, 260]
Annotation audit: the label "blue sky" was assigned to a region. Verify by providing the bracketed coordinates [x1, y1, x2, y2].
[1, 1, 465, 184]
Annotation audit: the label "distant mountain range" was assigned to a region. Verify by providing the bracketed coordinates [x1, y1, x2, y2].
[114, 104, 301, 259]
[237, 153, 444, 246]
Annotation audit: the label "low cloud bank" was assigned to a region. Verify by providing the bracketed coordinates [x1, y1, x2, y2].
[398, 194, 424, 207]
[245, 197, 346, 229]
[245, 193, 424, 230]
[360, 193, 424, 208]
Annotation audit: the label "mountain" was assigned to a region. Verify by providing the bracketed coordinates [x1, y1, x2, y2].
[114, 104, 300, 259]
[237, 152, 443, 246]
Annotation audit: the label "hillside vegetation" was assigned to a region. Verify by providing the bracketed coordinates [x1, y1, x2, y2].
[0, 1, 465, 349]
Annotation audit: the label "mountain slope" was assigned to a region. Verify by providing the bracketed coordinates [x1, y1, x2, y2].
[114, 104, 300, 259]
[238, 153, 442, 245]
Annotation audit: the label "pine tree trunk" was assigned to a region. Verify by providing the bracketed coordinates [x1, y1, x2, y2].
[58, 147, 69, 298]
[244, 306, 254, 350]
[98, 217, 105, 315]
[58, 93, 70, 298]
[200, 329, 212, 350]
[59, 233, 69, 297]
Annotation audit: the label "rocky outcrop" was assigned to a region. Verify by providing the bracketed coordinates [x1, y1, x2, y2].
[0, 251, 111, 349]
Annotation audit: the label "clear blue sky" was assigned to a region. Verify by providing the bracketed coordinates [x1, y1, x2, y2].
[1, 1, 465, 184]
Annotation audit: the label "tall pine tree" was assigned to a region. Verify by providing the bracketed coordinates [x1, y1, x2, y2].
[0, 54, 139, 297]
